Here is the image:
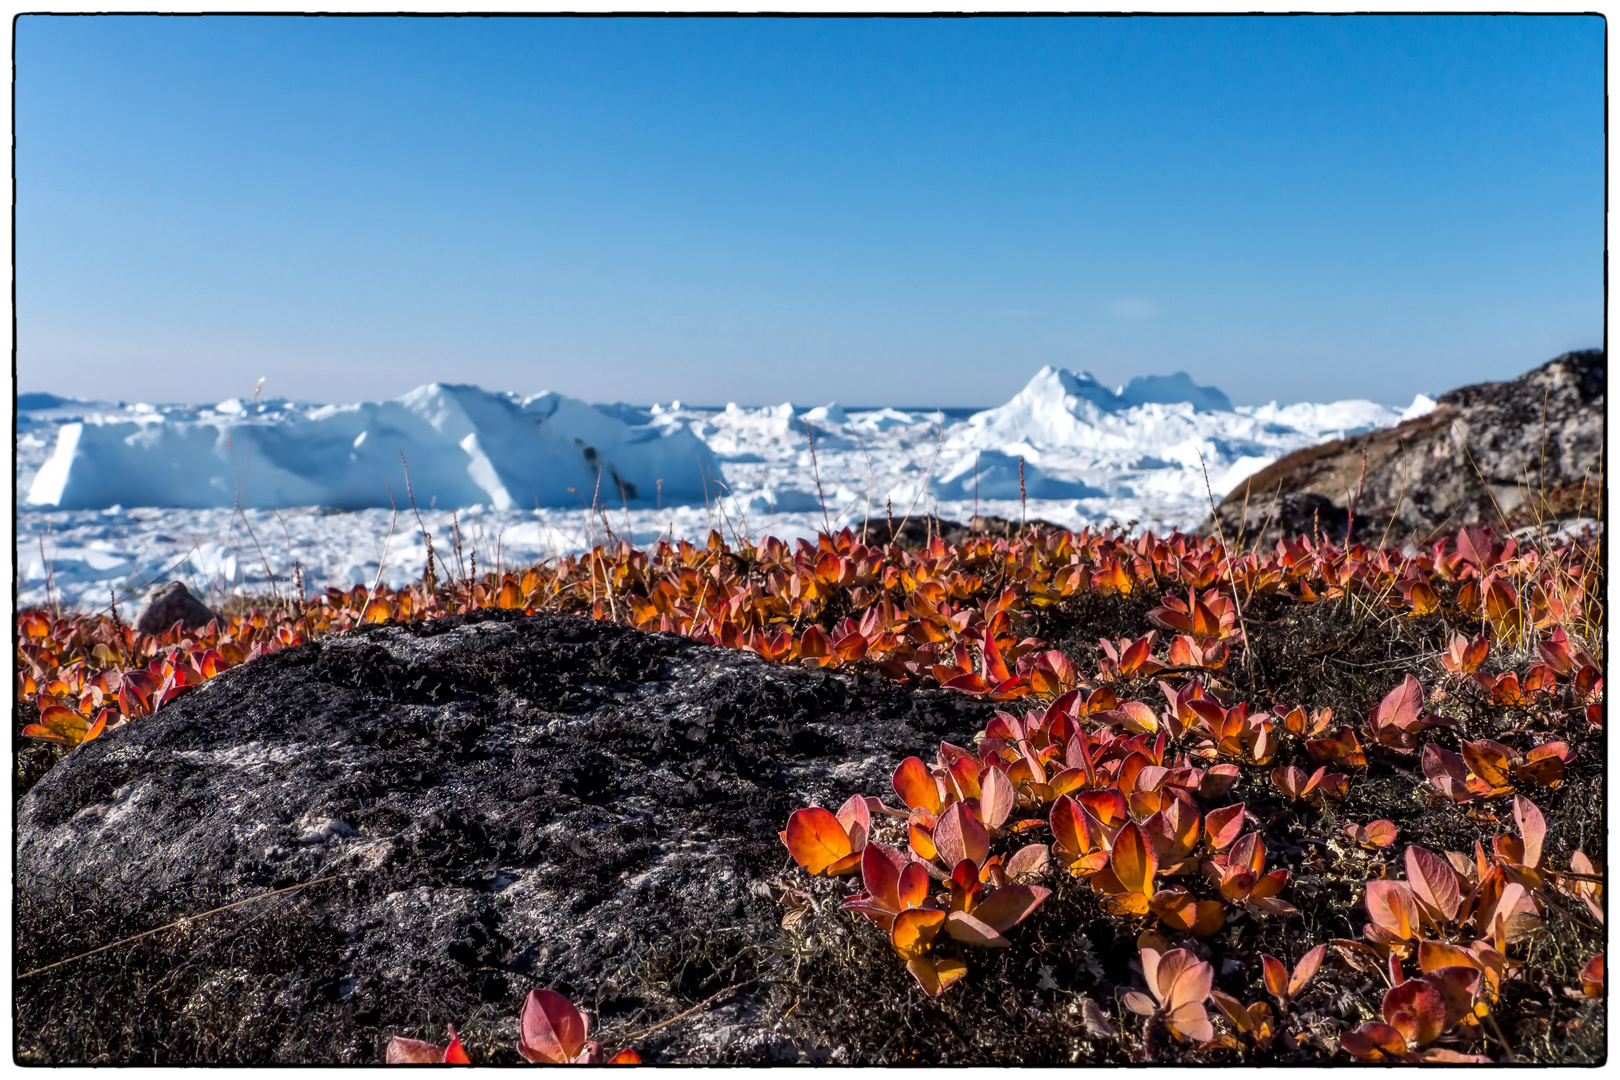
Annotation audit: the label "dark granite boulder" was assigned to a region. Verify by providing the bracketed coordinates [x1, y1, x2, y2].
[15, 610, 996, 1064]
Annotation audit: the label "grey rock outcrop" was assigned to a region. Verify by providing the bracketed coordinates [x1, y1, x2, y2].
[16, 611, 1002, 1064]
[134, 580, 219, 633]
[1207, 350, 1604, 547]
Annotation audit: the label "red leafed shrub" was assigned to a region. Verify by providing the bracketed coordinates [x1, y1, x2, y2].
[17, 519, 1605, 1063]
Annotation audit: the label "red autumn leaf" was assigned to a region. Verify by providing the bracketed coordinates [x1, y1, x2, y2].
[1382, 979, 1448, 1049]
[1203, 803, 1246, 851]
[932, 801, 990, 870]
[980, 630, 1013, 683]
[1140, 946, 1216, 1043]
[1421, 966, 1482, 1029]
[1049, 795, 1092, 854]
[978, 765, 1015, 833]
[847, 842, 922, 925]
[1405, 845, 1462, 926]
[1440, 632, 1490, 675]
[1290, 944, 1327, 997]
[1341, 1021, 1410, 1061]
[1511, 795, 1546, 869]
[1368, 675, 1449, 749]
[1421, 743, 1475, 803]
[1003, 841, 1051, 883]
[944, 909, 1008, 947]
[1364, 879, 1421, 945]
[387, 1025, 472, 1064]
[1198, 763, 1240, 798]
[1344, 819, 1398, 849]
[834, 793, 871, 852]
[1581, 953, 1604, 998]
[1305, 726, 1366, 768]
[517, 989, 592, 1064]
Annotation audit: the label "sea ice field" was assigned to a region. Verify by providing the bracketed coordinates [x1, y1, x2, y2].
[16, 367, 1434, 612]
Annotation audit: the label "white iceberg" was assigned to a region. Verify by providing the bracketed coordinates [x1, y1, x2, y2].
[25, 383, 725, 511]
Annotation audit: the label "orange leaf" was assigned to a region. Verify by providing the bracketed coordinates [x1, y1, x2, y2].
[909, 819, 939, 863]
[1262, 954, 1288, 1000]
[972, 883, 1050, 934]
[1110, 822, 1158, 898]
[893, 757, 944, 816]
[1421, 966, 1481, 1029]
[891, 907, 946, 960]
[1341, 1022, 1409, 1061]
[1460, 739, 1514, 792]
[905, 954, 968, 997]
[781, 807, 853, 875]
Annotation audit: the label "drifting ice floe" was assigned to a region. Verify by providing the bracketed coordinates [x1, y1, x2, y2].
[16, 368, 1433, 609]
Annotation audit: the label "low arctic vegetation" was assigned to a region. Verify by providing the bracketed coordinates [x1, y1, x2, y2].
[16, 513, 1603, 1063]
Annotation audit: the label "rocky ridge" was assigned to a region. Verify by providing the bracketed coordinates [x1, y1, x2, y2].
[1206, 350, 1604, 546]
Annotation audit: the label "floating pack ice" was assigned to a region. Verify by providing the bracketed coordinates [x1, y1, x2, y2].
[25, 383, 724, 511]
[932, 450, 1103, 500]
[929, 366, 1424, 506]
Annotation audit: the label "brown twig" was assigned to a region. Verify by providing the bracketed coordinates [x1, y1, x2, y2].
[1345, 445, 1368, 546]
[804, 419, 832, 538]
[609, 979, 756, 1043]
[852, 430, 876, 548]
[1199, 451, 1253, 671]
[1018, 456, 1027, 536]
[18, 874, 341, 980]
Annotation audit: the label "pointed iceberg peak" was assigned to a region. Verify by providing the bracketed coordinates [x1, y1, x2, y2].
[1017, 366, 1122, 411]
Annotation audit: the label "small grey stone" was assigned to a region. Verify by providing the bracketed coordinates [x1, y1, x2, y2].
[134, 581, 218, 634]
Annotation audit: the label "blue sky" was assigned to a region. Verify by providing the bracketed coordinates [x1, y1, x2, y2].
[16, 15, 1604, 408]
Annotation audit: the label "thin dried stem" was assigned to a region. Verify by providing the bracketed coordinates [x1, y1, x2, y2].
[1199, 451, 1253, 670]
[18, 874, 341, 980]
[804, 419, 833, 538]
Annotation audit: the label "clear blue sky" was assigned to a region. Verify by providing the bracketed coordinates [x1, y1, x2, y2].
[16, 15, 1604, 408]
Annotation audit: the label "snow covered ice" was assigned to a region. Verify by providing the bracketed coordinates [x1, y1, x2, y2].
[16, 369, 1433, 611]
[25, 382, 719, 511]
